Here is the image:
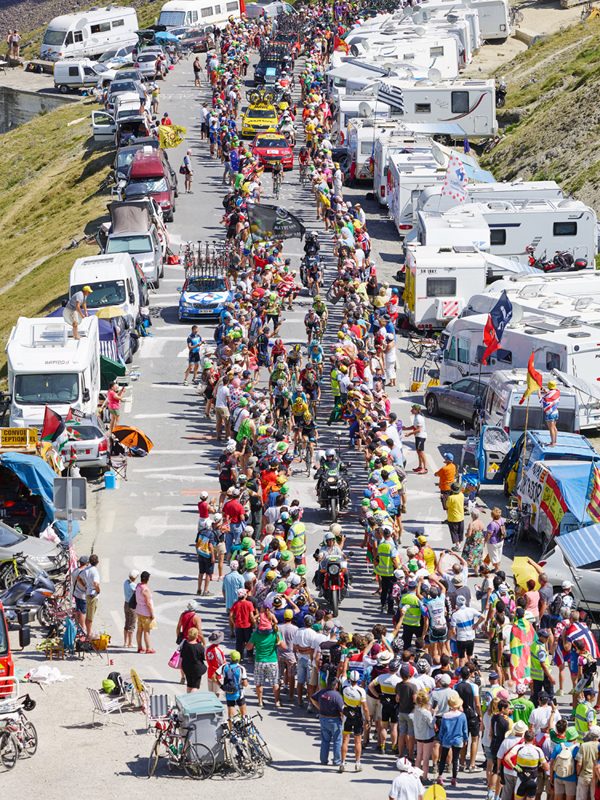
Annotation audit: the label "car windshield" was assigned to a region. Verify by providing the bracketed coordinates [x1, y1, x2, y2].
[126, 178, 169, 194]
[138, 53, 157, 63]
[107, 235, 153, 254]
[255, 137, 286, 147]
[249, 109, 277, 119]
[93, 63, 109, 74]
[186, 277, 227, 292]
[99, 49, 118, 62]
[158, 10, 186, 26]
[0, 525, 25, 547]
[71, 280, 126, 308]
[117, 71, 139, 81]
[14, 374, 79, 405]
[110, 81, 136, 94]
[116, 148, 138, 172]
[43, 28, 65, 45]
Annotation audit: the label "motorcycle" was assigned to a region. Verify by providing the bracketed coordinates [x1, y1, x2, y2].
[300, 254, 321, 288]
[526, 245, 588, 273]
[315, 465, 349, 522]
[495, 80, 507, 108]
[321, 555, 349, 617]
[0, 572, 59, 627]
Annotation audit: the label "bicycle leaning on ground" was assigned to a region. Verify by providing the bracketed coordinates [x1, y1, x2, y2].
[147, 708, 215, 779]
[217, 711, 272, 777]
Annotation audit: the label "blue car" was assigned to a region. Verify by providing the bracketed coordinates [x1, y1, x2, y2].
[178, 274, 233, 321]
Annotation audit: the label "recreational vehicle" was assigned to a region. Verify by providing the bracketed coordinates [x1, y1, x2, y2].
[373, 131, 434, 205]
[414, 180, 564, 218]
[346, 119, 416, 182]
[417, 0, 511, 41]
[407, 204, 490, 250]
[41, 6, 138, 61]
[404, 244, 489, 329]
[157, 0, 242, 30]
[349, 32, 462, 75]
[387, 157, 446, 235]
[6, 317, 101, 429]
[334, 97, 391, 145]
[69, 253, 147, 328]
[376, 77, 497, 138]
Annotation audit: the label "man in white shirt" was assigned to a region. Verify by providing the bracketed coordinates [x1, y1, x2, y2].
[528, 693, 560, 735]
[388, 757, 425, 800]
[84, 554, 101, 636]
[405, 404, 428, 474]
[450, 596, 483, 665]
[214, 377, 231, 440]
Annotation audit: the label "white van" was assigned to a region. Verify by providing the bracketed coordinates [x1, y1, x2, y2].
[41, 6, 138, 61]
[6, 316, 101, 429]
[53, 59, 117, 93]
[69, 253, 147, 328]
[158, 0, 241, 30]
[483, 369, 579, 441]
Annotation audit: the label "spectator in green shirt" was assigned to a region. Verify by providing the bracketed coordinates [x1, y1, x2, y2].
[510, 684, 534, 726]
[247, 626, 283, 709]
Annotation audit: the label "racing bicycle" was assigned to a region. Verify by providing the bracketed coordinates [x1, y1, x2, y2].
[148, 710, 215, 779]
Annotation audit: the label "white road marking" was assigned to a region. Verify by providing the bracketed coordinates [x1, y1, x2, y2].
[133, 412, 189, 419]
[137, 338, 166, 358]
[151, 293, 180, 300]
[133, 464, 206, 472]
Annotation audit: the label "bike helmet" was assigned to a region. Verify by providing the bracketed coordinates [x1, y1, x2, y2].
[230, 650, 241, 662]
[348, 670, 360, 683]
[326, 448, 335, 458]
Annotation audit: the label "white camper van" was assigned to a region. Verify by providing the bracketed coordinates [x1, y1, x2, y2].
[158, 0, 241, 30]
[414, 180, 564, 218]
[404, 244, 489, 329]
[335, 97, 391, 145]
[53, 59, 117, 93]
[377, 77, 497, 138]
[349, 33, 462, 75]
[409, 204, 491, 250]
[6, 316, 101, 429]
[346, 119, 409, 183]
[373, 131, 434, 205]
[69, 253, 147, 328]
[417, 0, 511, 41]
[41, 6, 138, 61]
[387, 156, 446, 235]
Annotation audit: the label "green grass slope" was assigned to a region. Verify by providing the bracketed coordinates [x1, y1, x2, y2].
[481, 17, 600, 206]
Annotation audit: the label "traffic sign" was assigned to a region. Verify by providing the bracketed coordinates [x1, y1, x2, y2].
[53, 477, 87, 521]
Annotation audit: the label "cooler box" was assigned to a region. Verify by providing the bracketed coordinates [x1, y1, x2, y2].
[175, 691, 224, 757]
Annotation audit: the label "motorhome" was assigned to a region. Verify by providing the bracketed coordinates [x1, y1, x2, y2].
[404, 244, 489, 329]
[346, 118, 415, 182]
[406, 203, 491, 250]
[376, 77, 497, 138]
[349, 33, 462, 75]
[373, 130, 434, 205]
[439, 311, 600, 429]
[334, 97, 391, 145]
[417, 0, 511, 41]
[69, 253, 147, 328]
[157, 0, 242, 30]
[6, 317, 101, 429]
[41, 6, 138, 61]
[414, 180, 564, 218]
[387, 157, 445, 234]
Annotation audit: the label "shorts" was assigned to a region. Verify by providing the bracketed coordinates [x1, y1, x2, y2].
[74, 596, 87, 614]
[483, 745, 493, 761]
[296, 655, 311, 684]
[544, 409, 559, 422]
[124, 601, 136, 632]
[85, 595, 98, 622]
[63, 307, 81, 327]
[185, 672, 203, 690]
[343, 709, 363, 735]
[189, 352, 200, 364]
[456, 640, 475, 659]
[198, 556, 214, 575]
[254, 661, 279, 687]
[428, 625, 448, 643]
[553, 778, 576, 797]
[226, 694, 246, 708]
[397, 711, 415, 736]
[415, 437, 426, 452]
[137, 613, 157, 633]
[308, 665, 319, 687]
[515, 777, 538, 799]
[215, 406, 230, 424]
[366, 694, 382, 722]
[467, 716, 480, 737]
[448, 521, 465, 541]
[267, 314, 279, 328]
[381, 697, 397, 724]
[216, 541, 226, 555]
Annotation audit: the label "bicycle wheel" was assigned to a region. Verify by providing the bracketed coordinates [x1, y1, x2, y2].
[22, 721, 38, 757]
[222, 734, 244, 777]
[249, 724, 273, 764]
[305, 444, 312, 475]
[147, 738, 161, 778]
[182, 742, 215, 780]
[0, 731, 18, 771]
[244, 735, 265, 775]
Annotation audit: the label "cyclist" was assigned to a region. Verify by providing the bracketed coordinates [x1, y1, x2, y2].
[304, 308, 321, 343]
[304, 230, 320, 257]
[287, 343, 303, 381]
[273, 379, 291, 432]
[291, 391, 310, 452]
[307, 339, 324, 378]
[312, 293, 328, 327]
[272, 159, 284, 197]
[300, 411, 319, 472]
[299, 146, 310, 182]
[300, 365, 321, 417]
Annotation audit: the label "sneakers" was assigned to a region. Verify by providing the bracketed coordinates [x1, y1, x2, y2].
[183, 380, 188, 386]
[378, 745, 385, 754]
[355, 761, 362, 772]
[338, 763, 345, 773]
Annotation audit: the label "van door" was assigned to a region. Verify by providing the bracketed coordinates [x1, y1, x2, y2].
[92, 111, 116, 143]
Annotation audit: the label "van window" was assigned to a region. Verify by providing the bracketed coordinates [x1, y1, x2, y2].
[415, 103, 431, 114]
[404, 52, 415, 60]
[227, 0, 239, 9]
[553, 221, 577, 236]
[68, 66, 79, 76]
[490, 228, 506, 246]
[201, 7, 214, 17]
[91, 21, 111, 33]
[451, 91, 470, 114]
[191, 10, 199, 21]
[447, 337, 457, 361]
[74, 31, 83, 42]
[112, 19, 124, 27]
[215, 4, 222, 12]
[546, 351, 561, 370]
[426, 277, 456, 298]
[65, 32, 73, 45]
[430, 46, 444, 57]
[495, 349, 512, 364]
[457, 337, 470, 364]
[15, 374, 79, 405]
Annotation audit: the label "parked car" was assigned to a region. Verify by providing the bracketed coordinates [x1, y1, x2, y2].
[425, 377, 488, 429]
[538, 538, 600, 615]
[106, 79, 147, 110]
[65, 414, 110, 471]
[174, 27, 214, 52]
[126, 151, 176, 221]
[112, 68, 145, 84]
[114, 141, 177, 192]
[97, 44, 135, 69]
[135, 51, 160, 79]
[0, 523, 67, 587]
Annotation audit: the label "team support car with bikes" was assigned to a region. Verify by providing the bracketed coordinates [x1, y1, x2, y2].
[178, 273, 234, 322]
[251, 133, 294, 170]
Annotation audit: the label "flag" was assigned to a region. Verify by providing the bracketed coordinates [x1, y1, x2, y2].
[441, 153, 468, 203]
[588, 467, 600, 522]
[247, 204, 305, 242]
[333, 35, 349, 53]
[509, 616, 535, 682]
[158, 124, 186, 149]
[555, 621, 599, 667]
[481, 290, 513, 364]
[41, 407, 69, 452]
[377, 82, 404, 112]
[519, 352, 543, 405]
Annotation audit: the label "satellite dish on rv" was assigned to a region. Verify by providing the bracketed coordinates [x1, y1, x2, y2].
[431, 142, 447, 167]
[358, 101, 373, 118]
[446, 13, 459, 23]
[413, 26, 427, 36]
[428, 67, 442, 82]
[392, 65, 416, 80]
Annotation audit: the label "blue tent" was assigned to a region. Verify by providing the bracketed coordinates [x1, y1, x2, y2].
[546, 461, 594, 527]
[154, 30, 180, 43]
[0, 453, 79, 541]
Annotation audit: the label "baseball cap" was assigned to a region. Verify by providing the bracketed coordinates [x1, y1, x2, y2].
[439, 673, 451, 686]
[284, 609, 294, 621]
[443, 452, 454, 462]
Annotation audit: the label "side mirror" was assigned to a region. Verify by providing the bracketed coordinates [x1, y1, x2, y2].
[82, 389, 90, 403]
[129, 293, 135, 304]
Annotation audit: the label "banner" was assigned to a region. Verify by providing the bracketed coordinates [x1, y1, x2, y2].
[158, 124, 186, 149]
[247, 204, 305, 242]
[540, 471, 568, 534]
[441, 152, 468, 203]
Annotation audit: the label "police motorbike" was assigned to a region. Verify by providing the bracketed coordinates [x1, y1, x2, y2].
[314, 460, 349, 522]
[312, 551, 350, 617]
[0, 571, 57, 627]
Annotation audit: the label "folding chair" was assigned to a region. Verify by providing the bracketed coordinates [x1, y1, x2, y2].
[128, 668, 151, 715]
[88, 687, 125, 725]
[109, 454, 128, 481]
[147, 693, 170, 729]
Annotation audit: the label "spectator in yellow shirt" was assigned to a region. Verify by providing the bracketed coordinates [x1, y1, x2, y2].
[445, 483, 465, 551]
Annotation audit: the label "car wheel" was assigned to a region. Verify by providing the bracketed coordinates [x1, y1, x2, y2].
[59, 84, 69, 94]
[154, 277, 160, 289]
[425, 395, 438, 416]
[471, 412, 481, 433]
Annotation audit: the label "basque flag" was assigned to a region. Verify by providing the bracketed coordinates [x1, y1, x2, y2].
[481, 290, 513, 365]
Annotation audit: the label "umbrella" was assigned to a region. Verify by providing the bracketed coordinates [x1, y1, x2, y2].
[155, 30, 180, 43]
[512, 556, 540, 590]
[95, 306, 125, 320]
[111, 425, 154, 453]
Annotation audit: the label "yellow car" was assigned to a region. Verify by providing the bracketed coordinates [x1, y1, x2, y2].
[241, 101, 279, 138]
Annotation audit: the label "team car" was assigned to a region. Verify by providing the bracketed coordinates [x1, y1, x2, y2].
[178, 272, 233, 321]
[251, 133, 294, 169]
[241, 92, 279, 138]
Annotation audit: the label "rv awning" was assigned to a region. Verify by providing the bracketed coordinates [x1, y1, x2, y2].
[556, 524, 600, 569]
[401, 122, 466, 136]
[327, 64, 387, 81]
[553, 370, 600, 404]
[548, 461, 594, 524]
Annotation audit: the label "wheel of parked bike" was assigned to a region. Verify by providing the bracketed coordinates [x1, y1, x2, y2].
[0, 731, 18, 770]
[22, 721, 38, 758]
[0, 564, 26, 590]
[181, 742, 215, 780]
[147, 739, 161, 778]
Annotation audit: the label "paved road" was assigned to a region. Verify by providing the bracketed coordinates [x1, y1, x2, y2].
[6, 56, 503, 798]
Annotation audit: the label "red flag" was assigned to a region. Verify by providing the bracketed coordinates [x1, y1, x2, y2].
[481, 291, 513, 364]
[519, 352, 543, 405]
[481, 314, 499, 364]
[333, 35, 350, 53]
[41, 407, 65, 443]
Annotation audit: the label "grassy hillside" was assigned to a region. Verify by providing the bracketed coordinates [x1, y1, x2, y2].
[0, 98, 111, 374]
[481, 17, 600, 207]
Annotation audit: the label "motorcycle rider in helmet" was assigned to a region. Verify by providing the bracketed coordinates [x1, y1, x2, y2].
[315, 449, 349, 508]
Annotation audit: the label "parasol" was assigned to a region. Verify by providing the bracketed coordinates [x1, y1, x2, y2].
[111, 425, 154, 453]
[512, 556, 540, 591]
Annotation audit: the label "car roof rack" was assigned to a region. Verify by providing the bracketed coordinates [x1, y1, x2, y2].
[259, 42, 291, 62]
[182, 240, 228, 276]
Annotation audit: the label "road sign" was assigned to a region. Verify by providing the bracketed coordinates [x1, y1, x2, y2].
[0, 428, 38, 450]
[53, 477, 87, 521]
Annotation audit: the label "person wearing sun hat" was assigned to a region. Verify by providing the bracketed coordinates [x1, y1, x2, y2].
[437, 692, 468, 787]
[540, 378, 560, 446]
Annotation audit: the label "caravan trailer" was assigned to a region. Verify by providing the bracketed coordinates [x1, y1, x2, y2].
[373, 131, 434, 205]
[387, 155, 446, 235]
[157, 0, 241, 30]
[404, 244, 489, 329]
[41, 6, 138, 61]
[414, 180, 564, 218]
[417, 0, 511, 41]
[349, 32, 462, 75]
[377, 78, 497, 138]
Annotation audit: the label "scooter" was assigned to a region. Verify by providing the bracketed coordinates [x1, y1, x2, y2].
[526, 245, 588, 273]
[0, 572, 57, 626]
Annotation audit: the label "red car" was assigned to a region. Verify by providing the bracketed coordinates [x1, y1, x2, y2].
[126, 151, 176, 221]
[251, 133, 294, 170]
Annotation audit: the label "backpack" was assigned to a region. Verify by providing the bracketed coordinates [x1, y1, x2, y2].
[128, 591, 137, 610]
[554, 743, 575, 779]
[550, 593, 564, 617]
[221, 664, 241, 694]
[106, 671, 125, 696]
